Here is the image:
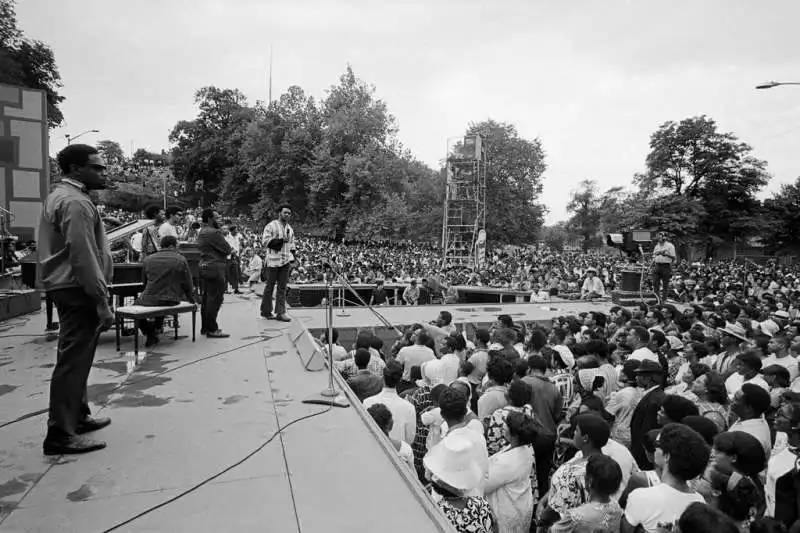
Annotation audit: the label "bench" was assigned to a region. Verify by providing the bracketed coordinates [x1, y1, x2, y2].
[115, 302, 197, 356]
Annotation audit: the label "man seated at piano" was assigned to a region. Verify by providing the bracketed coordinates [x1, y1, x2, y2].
[136, 234, 196, 347]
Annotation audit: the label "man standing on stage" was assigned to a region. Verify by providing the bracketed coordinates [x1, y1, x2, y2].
[260, 204, 296, 322]
[197, 209, 231, 338]
[652, 231, 676, 303]
[38, 144, 113, 455]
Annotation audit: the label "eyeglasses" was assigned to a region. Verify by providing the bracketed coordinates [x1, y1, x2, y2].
[87, 164, 106, 171]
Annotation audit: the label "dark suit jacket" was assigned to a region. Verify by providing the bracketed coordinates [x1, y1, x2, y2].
[347, 370, 384, 402]
[630, 386, 665, 470]
[138, 249, 194, 307]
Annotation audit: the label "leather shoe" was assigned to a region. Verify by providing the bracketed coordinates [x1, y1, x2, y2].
[76, 417, 111, 434]
[261, 313, 276, 320]
[43, 435, 107, 456]
[206, 330, 230, 338]
[276, 315, 291, 322]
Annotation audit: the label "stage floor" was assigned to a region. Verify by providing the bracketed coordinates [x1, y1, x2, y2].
[0, 288, 451, 533]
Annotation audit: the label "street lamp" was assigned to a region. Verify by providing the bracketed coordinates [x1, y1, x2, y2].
[65, 129, 100, 145]
[755, 81, 800, 90]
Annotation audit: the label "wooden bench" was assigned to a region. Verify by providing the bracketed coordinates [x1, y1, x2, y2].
[115, 302, 197, 356]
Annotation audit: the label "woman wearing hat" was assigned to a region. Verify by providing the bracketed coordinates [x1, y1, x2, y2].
[424, 434, 495, 533]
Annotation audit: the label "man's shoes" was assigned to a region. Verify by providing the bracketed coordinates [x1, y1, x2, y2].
[275, 315, 291, 322]
[206, 330, 230, 338]
[76, 417, 111, 434]
[43, 435, 107, 456]
[233, 290, 241, 294]
[261, 313, 275, 320]
[144, 335, 159, 348]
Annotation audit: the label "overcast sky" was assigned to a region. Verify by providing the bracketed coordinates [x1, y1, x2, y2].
[17, 0, 800, 223]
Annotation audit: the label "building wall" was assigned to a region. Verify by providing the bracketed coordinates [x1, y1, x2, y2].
[0, 84, 49, 241]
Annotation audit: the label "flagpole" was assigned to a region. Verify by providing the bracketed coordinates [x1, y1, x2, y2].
[268, 44, 273, 104]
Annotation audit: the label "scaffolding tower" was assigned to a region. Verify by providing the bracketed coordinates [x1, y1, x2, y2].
[441, 134, 487, 270]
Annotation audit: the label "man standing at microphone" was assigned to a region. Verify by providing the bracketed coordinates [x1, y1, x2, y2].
[260, 204, 296, 322]
[652, 230, 676, 304]
[38, 144, 114, 455]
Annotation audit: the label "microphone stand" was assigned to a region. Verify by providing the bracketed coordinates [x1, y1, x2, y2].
[302, 275, 350, 408]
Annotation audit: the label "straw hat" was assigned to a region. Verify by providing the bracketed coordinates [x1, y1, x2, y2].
[423, 434, 483, 492]
[718, 322, 749, 343]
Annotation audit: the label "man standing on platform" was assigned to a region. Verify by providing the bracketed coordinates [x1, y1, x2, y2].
[196, 209, 231, 338]
[652, 231, 676, 303]
[260, 205, 296, 322]
[38, 144, 113, 455]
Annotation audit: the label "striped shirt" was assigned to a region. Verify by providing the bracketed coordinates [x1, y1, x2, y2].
[261, 219, 296, 268]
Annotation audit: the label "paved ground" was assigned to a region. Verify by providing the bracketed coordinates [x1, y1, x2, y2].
[0, 289, 451, 533]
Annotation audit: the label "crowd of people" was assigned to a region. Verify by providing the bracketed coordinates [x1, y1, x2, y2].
[93, 206, 800, 308]
[325, 295, 800, 532]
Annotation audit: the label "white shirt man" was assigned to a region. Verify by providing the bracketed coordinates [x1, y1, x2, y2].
[245, 252, 263, 284]
[158, 220, 179, 240]
[396, 343, 436, 382]
[363, 389, 416, 445]
[652, 238, 676, 265]
[581, 270, 605, 299]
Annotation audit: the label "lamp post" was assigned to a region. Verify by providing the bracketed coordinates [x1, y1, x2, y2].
[755, 81, 800, 90]
[64, 129, 100, 145]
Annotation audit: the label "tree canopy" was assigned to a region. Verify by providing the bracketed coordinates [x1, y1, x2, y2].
[168, 66, 547, 245]
[0, 0, 64, 128]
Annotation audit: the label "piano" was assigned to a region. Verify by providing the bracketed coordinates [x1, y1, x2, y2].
[20, 218, 201, 329]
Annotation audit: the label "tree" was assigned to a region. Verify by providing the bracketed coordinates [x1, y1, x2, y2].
[169, 87, 253, 206]
[540, 223, 570, 251]
[634, 116, 770, 257]
[0, 0, 64, 128]
[463, 120, 547, 244]
[96, 140, 126, 167]
[566, 179, 602, 250]
[763, 177, 800, 253]
[305, 66, 397, 239]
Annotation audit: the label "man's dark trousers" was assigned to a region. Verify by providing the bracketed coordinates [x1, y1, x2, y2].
[47, 288, 101, 439]
[652, 263, 671, 302]
[226, 255, 240, 292]
[200, 263, 226, 333]
[261, 263, 290, 317]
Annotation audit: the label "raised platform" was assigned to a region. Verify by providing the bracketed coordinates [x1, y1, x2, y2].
[0, 290, 40, 322]
[0, 288, 454, 532]
[288, 283, 532, 307]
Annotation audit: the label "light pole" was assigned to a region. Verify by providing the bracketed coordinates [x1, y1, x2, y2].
[755, 81, 800, 90]
[65, 129, 99, 145]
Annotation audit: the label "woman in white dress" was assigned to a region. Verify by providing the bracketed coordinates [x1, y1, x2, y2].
[484, 411, 536, 533]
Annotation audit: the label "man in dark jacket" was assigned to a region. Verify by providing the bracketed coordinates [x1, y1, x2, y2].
[137, 235, 196, 347]
[629, 360, 666, 469]
[196, 209, 231, 338]
[38, 144, 114, 455]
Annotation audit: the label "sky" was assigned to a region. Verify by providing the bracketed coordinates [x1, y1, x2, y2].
[16, 0, 800, 224]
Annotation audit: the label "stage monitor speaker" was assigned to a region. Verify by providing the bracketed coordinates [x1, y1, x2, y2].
[291, 324, 326, 372]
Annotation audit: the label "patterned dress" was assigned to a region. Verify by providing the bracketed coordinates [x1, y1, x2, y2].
[430, 490, 495, 533]
[548, 456, 589, 517]
[409, 385, 433, 480]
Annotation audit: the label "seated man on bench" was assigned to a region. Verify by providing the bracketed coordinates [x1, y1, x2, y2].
[138, 235, 196, 347]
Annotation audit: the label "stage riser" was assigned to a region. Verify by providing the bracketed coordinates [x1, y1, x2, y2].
[289, 286, 527, 307]
[0, 291, 41, 322]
